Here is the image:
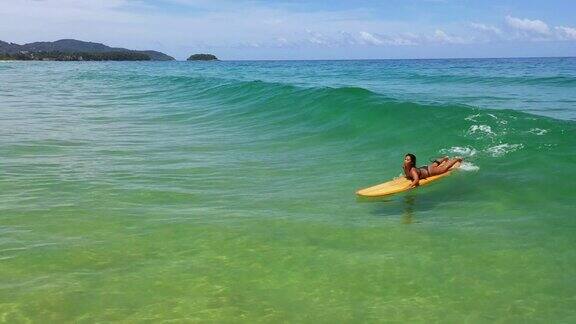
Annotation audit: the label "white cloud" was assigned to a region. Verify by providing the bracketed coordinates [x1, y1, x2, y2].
[430, 29, 466, 44]
[275, 37, 290, 46]
[385, 35, 418, 46]
[306, 30, 330, 45]
[470, 22, 501, 34]
[555, 26, 576, 40]
[336, 31, 360, 46]
[359, 31, 384, 45]
[357, 31, 418, 46]
[502, 16, 576, 42]
[505, 15, 550, 35]
[265, 30, 421, 48]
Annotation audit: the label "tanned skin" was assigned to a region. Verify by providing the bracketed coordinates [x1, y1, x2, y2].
[403, 155, 463, 188]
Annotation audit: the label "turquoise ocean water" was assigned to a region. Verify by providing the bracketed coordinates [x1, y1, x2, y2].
[1, 58, 576, 322]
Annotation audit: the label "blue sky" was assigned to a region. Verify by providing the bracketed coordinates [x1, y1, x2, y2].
[1, 0, 575, 59]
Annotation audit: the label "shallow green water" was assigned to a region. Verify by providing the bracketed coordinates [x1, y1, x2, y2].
[1, 59, 576, 322]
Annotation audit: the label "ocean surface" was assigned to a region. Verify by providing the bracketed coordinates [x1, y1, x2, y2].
[1, 58, 575, 322]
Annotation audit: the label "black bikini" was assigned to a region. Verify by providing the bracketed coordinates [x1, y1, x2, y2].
[419, 166, 431, 178]
[406, 166, 431, 180]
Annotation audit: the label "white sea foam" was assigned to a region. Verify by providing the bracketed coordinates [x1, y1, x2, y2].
[459, 161, 480, 171]
[468, 124, 495, 136]
[487, 113, 498, 119]
[486, 143, 524, 157]
[440, 146, 477, 157]
[528, 128, 548, 136]
[465, 114, 481, 122]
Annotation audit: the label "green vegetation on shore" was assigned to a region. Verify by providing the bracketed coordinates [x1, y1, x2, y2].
[0, 39, 174, 61]
[0, 51, 151, 61]
[187, 53, 218, 61]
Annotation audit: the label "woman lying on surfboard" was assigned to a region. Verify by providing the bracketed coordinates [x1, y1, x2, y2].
[403, 154, 462, 188]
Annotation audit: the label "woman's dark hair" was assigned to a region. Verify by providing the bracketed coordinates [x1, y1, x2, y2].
[405, 153, 416, 168]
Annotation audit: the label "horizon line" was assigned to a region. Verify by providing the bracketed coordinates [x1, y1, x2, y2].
[180, 55, 576, 62]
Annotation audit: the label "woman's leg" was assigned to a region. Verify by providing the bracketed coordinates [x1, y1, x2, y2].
[431, 156, 449, 166]
[429, 157, 462, 176]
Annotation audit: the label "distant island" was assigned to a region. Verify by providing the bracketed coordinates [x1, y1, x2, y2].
[0, 39, 175, 61]
[187, 54, 218, 61]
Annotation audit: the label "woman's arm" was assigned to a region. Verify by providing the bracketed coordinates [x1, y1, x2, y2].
[409, 168, 420, 188]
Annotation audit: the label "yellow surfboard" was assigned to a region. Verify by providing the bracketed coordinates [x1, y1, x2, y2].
[356, 162, 461, 197]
